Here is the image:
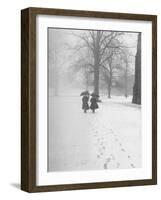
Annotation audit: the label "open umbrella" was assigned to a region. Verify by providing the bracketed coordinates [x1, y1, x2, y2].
[90, 92, 99, 97]
[80, 91, 89, 96]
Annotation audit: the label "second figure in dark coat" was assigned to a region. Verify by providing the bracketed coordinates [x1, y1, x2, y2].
[90, 96, 99, 113]
[82, 95, 89, 113]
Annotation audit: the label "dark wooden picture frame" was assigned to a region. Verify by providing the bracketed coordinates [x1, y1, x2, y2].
[21, 7, 157, 193]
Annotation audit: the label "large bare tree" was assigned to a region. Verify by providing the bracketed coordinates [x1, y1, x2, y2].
[71, 30, 123, 96]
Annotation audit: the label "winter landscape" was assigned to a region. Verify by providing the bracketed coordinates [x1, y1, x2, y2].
[48, 28, 141, 172]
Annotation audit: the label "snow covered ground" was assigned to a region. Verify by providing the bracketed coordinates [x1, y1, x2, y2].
[48, 95, 141, 172]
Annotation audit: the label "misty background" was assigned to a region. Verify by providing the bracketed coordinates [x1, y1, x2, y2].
[48, 28, 140, 101]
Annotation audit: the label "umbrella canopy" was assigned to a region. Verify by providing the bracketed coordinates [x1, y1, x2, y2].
[80, 91, 89, 96]
[90, 92, 99, 97]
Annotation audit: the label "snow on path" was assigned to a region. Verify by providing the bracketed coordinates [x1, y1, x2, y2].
[48, 95, 141, 172]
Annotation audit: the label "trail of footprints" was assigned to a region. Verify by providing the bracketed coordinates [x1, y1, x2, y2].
[93, 127, 136, 169]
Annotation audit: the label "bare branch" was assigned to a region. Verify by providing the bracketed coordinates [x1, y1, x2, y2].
[71, 31, 94, 52]
[100, 32, 124, 56]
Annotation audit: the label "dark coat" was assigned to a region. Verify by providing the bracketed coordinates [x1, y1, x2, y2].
[82, 95, 89, 110]
[90, 97, 99, 110]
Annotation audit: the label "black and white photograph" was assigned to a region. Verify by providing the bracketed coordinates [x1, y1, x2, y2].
[48, 28, 142, 172]
[21, 7, 157, 192]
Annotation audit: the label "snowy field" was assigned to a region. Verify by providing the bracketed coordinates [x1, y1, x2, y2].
[48, 95, 141, 172]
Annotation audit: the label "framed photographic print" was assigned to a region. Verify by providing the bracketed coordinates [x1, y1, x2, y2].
[21, 7, 157, 192]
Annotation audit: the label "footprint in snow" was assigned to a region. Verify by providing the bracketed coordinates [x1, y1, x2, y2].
[97, 155, 100, 159]
[121, 148, 125, 152]
[131, 164, 135, 168]
[104, 163, 108, 169]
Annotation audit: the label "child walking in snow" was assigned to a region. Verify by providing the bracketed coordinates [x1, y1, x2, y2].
[82, 94, 89, 113]
[90, 95, 99, 113]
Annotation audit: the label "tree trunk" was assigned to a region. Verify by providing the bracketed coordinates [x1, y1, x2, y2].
[94, 60, 99, 95]
[107, 83, 111, 98]
[107, 63, 113, 98]
[93, 31, 100, 96]
[124, 83, 128, 98]
[124, 63, 128, 98]
[132, 33, 141, 104]
[85, 69, 89, 91]
[106, 72, 112, 98]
